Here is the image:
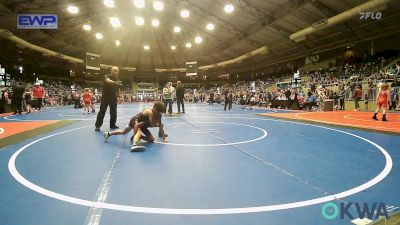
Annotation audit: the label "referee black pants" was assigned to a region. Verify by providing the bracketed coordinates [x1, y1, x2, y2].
[95, 98, 117, 128]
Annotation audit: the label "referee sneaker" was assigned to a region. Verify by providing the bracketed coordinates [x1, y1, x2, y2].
[95, 66, 122, 131]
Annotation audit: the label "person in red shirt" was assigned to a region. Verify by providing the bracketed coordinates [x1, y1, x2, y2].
[82, 88, 92, 114]
[32, 83, 45, 111]
[373, 83, 391, 121]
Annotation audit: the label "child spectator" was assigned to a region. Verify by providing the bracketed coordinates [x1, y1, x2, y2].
[82, 88, 92, 114]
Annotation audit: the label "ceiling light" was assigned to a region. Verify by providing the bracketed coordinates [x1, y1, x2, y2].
[133, 0, 145, 8]
[180, 9, 190, 18]
[83, 24, 91, 31]
[135, 16, 145, 26]
[153, 1, 164, 11]
[194, 36, 202, 44]
[115, 40, 120, 46]
[206, 23, 215, 30]
[173, 26, 181, 33]
[144, 45, 150, 50]
[104, 0, 115, 8]
[185, 42, 192, 48]
[67, 5, 79, 14]
[95, 33, 103, 39]
[224, 4, 234, 13]
[110, 17, 121, 27]
[151, 19, 160, 27]
[171, 45, 176, 50]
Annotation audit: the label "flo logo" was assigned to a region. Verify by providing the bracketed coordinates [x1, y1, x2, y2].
[322, 202, 389, 220]
[359, 12, 382, 20]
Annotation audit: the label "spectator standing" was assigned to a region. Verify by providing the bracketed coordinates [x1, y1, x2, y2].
[364, 94, 369, 110]
[163, 82, 174, 115]
[354, 85, 362, 111]
[73, 91, 81, 108]
[24, 88, 32, 113]
[368, 82, 375, 100]
[209, 91, 214, 105]
[390, 89, 398, 110]
[11, 82, 25, 115]
[333, 92, 339, 111]
[90, 90, 96, 113]
[227, 89, 233, 111]
[0, 88, 9, 113]
[32, 83, 45, 111]
[223, 87, 229, 111]
[175, 81, 185, 114]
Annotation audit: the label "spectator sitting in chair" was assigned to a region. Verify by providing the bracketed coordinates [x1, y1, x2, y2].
[303, 91, 317, 111]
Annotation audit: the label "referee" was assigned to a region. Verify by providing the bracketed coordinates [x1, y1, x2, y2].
[95, 66, 122, 131]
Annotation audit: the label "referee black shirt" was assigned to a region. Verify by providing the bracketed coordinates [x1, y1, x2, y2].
[102, 74, 120, 101]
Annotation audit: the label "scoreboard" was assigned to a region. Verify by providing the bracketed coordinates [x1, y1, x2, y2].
[86, 52, 101, 70]
[0, 65, 10, 87]
[186, 61, 197, 76]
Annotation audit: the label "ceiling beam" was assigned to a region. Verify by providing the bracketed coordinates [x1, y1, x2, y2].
[241, 0, 313, 42]
[311, 0, 361, 42]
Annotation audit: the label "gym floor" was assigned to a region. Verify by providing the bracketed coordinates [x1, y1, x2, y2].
[0, 103, 399, 225]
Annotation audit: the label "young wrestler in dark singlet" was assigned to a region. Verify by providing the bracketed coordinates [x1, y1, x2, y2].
[103, 102, 168, 152]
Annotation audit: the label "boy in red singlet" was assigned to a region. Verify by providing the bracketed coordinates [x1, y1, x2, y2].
[82, 88, 92, 114]
[372, 83, 391, 121]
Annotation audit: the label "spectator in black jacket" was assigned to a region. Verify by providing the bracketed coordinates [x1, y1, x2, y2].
[339, 88, 346, 110]
[175, 81, 185, 114]
[0, 89, 8, 113]
[11, 82, 25, 115]
[223, 87, 229, 111]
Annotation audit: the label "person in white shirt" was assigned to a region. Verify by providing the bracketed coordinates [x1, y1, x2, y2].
[163, 82, 174, 115]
